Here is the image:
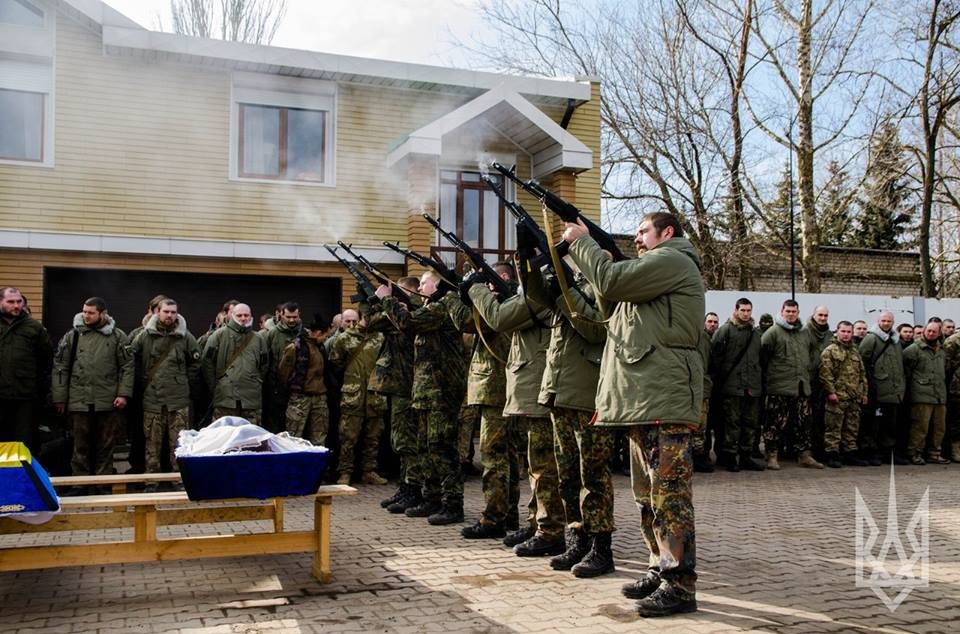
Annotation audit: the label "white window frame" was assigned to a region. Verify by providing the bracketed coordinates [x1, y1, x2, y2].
[229, 72, 336, 187]
[0, 0, 54, 168]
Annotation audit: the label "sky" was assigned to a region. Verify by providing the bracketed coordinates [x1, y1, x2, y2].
[103, 0, 486, 68]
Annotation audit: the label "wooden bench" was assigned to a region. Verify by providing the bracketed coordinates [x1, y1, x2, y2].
[0, 481, 356, 583]
[51, 473, 184, 495]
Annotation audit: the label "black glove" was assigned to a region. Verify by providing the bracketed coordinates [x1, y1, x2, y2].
[516, 220, 538, 262]
[458, 270, 482, 308]
[544, 271, 562, 302]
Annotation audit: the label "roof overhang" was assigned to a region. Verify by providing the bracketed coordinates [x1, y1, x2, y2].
[386, 86, 593, 179]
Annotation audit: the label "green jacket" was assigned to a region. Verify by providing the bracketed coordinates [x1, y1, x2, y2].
[382, 292, 469, 413]
[802, 318, 832, 386]
[567, 236, 705, 426]
[819, 338, 867, 401]
[328, 326, 384, 412]
[903, 339, 947, 405]
[0, 311, 53, 400]
[52, 314, 134, 412]
[365, 308, 415, 397]
[470, 284, 551, 418]
[130, 314, 201, 412]
[858, 327, 905, 404]
[761, 317, 811, 397]
[201, 318, 269, 410]
[944, 332, 960, 400]
[466, 323, 509, 409]
[710, 318, 761, 397]
[262, 320, 302, 385]
[698, 329, 713, 399]
[525, 272, 606, 412]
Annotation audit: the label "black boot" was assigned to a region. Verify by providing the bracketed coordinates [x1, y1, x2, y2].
[462, 520, 506, 539]
[719, 452, 739, 472]
[825, 452, 842, 468]
[503, 525, 535, 548]
[842, 452, 869, 466]
[513, 533, 565, 557]
[635, 581, 698, 617]
[693, 452, 714, 473]
[404, 499, 442, 518]
[571, 532, 615, 578]
[549, 529, 590, 570]
[427, 505, 464, 526]
[380, 484, 406, 508]
[622, 570, 661, 600]
[739, 452, 765, 471]
[387, 485, 421, 514]
[505, 509, 520, 532]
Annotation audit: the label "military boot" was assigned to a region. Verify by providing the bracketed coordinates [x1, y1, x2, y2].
[387, 484, 421, 513]
[462, 520, 506, 539]
[505, 509, 520, 532]
[765, 450, 781, 471]
[336, 473, 351, 485]
[622, 570, 661, 600]
[404, 498, 442, 518]
[549, 529, 590, 570]
[427, 505, 464, 526]
[718, 452, 739, 472]
[842, 452, 868, 467]
[739, 452, 765, 471]
[798, 450, 824, 469]
[825, 452, 842, 468]
[361, 471, 388, 485]
[951, 442, 960, 463]
[381, 485, 405, 508]
[503, 525, 535, 548]
[635, 581, 698, 618]
[693, 453, 714, 473]
[571, 532, 615, 578]
[926, 453, 951, 465]
[513, 532, 565, 557]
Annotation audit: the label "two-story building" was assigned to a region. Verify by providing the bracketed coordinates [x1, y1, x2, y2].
[0, 0, 601, 335]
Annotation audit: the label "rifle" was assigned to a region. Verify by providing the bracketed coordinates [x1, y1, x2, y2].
[382, 241, 460, 293]
[488, 162, 626, 262]
[335, 241, 411, 302]
[324, 244, 379, 304]
[420, 213, 513, 299]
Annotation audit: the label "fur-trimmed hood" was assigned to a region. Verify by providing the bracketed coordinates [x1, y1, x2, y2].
[144, 313, 188, 337]
[73, 312, 116, 336]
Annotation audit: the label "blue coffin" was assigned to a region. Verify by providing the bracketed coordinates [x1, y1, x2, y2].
[177, 449, 331, 501]
[0, 442, 59, 514]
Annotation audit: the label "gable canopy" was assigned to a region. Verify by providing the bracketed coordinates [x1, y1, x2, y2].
[386, 86, 593, 179]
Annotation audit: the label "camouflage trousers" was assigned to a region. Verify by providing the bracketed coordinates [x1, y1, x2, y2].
[388, 395, 420, 485]
[458, 404, 478, 464]
[212, 407, 261, 426]
[70, 409, 124, 476]
[629, 423, 697, 593]
[763, 395, 812, 454]
[721, 395, 761, 456]
[477, 406, 524, 527]
[908, 403, 946, 458]
[526, 416, 564, 539]
[337, 399, 384, 477]
[691, 398, 710, 455]
[824, 398, 861, 453]
[419, 405, 463, 508]
[143, 407, 190, 473]
[285, 393, 329, 447]
[551, 406, 615, 534]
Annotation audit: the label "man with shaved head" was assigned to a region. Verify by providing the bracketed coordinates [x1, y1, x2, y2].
[858, 311, 905, 465]
[201, 302, 269, 424]
[803, 305, 832, 461]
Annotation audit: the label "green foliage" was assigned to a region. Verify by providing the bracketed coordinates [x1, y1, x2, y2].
[851, 123, 913, 250]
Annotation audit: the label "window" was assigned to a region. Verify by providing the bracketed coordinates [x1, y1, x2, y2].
[434, 170, 516, 271]
[0, 87, 43, 161]
[0, 0, 43, 27]
[231, 73, 335, 185]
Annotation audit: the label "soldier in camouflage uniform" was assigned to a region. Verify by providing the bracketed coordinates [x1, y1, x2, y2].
[130, 299, 200, 485]
[525, 267, 615, 577]
[692, 325, 714, 472]
[818, 321, 869, 468]
[943, 330, 960, 462]
[328, 319, 386, 485]
[468, 273, 565, 557]
[564, 212, 704, 617]
[276, 320, 329, 447]
[375, 271, 470, 525]
[260, 301, 303, 433]
[456, 333, 479, 471]
[365, 276, 421, 512]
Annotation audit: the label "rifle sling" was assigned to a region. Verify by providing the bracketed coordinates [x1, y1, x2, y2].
[217, 331, 256, 380]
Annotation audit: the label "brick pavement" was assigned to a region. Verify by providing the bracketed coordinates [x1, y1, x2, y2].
[1, 462, 958, 633]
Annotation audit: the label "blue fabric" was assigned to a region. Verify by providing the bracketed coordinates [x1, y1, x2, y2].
[178, 449, 331, 500]
[0, 442, 59, 514]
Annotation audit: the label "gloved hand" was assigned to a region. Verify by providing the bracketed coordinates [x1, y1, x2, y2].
[516, 221, 538, 262]
[458, 270, 482, 308]
[544, 271, 562, 302]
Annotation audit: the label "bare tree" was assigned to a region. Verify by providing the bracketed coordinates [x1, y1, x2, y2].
[168, 0, 286, 44]
[744, 0, 877, 292]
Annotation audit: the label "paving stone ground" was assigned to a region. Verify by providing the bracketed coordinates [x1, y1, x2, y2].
[1, 461, 958, 633]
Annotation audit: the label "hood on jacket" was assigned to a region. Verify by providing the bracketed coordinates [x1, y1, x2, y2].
[805, 317, 830, 338]
[145, 313, 188, 336]
[655, 237, 702, 271]
[868, 325, 897, 343]
[227, 317, 253, 334]
[73, 312, 116, 336]
[775, 315, 802, 331]
[730, 315, 755, 329]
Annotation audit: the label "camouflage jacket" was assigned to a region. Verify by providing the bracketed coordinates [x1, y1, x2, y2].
[465, 319, 509, 408]
[365, 306, 415, 397]
[944, 332, 960, 400]
[328, 326, 384, 412]
[381, 292, 469, 413]
[819, 338, 867, 401]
